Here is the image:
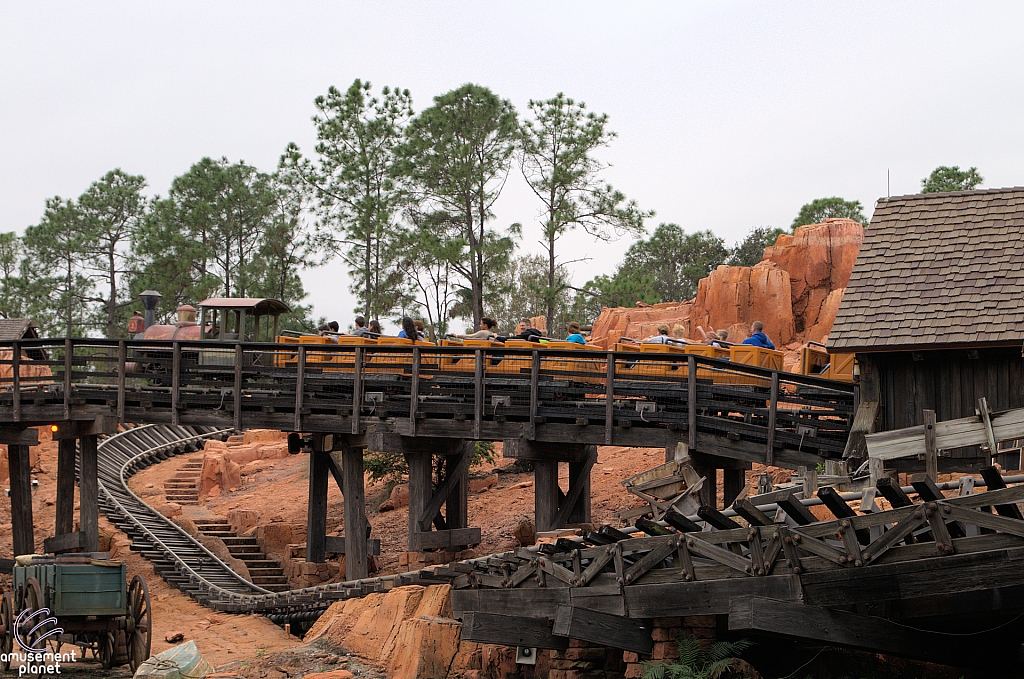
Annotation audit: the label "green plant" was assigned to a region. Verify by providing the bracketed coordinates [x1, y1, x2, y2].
[641, 633, 753, 679]
[365, 441, 497, 487]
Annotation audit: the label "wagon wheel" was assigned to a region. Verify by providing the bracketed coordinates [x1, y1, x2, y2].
[127, 575, 152, 671]
[1, 591, 12, 671]
[17, 578, 48, 651]
[99, 631, 116, 670]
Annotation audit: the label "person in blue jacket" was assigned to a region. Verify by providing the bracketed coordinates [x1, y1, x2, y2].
[741, 321, 775, 350]
[565, 321, 586, 344]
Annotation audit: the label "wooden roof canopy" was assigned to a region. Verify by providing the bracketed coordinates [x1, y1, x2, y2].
[0, 319, 40, 341]
[828, 187, 1024, 353]
[197, 298, 290, 314]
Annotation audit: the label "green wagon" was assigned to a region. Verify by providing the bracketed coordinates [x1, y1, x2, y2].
[1, 555, 151, 672]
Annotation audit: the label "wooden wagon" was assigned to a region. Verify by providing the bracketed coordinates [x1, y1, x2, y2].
[1, 554, 151, 672]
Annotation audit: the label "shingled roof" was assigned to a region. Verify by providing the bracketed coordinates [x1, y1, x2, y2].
[828, 187, 1024, 352]
[0, 319, 39, 341]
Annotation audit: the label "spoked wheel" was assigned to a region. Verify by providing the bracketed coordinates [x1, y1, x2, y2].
[127, 575, 152, 672]
[17, 578, 51, 650]
[1, 591, 12, 671]
[100, 631, 116, 670]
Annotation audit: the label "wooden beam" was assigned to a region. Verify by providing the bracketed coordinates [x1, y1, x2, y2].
[325, 451, 344, 494]
[445, 442, 471, 540]
[406, 452, 432, 551]
[43, 530, 85, 554]
[605, 353, 615, 445]
[410, 528, 482, 551]
[461, 612, 569, 650]
[766, 372, 778, 466]
[408, 347, 420, 436]
[866, 404, 1024, 461]
[79, 434, 98, 552]
[503, 439, 587, 461]
[294, 345, 305, 432]
[553, 446, 597, 529]
[306, 451, 329, 563]
[979, 466, 1024, 519]
[729, 597, 967, 665]
[367, 433, 453, 455]
[0, 428, 39, 446]
[8, 444, 34, 556]
[534, 459, 560, 532]
[687, 355, 697, 450]
[923, 409, 938, 482]
[342, 446, 368, 580]
[351, 347, 363, 435]
[55, 436, 76, 537]
[50, 418, 117, 439]
[776, 492, 818, 525]
[553, 605, 653, 654]
[324, 535, 381, 556]
[233, 344, 243, 430]
[843, 400, 879, 460]
[723, 468, 745, 508]
[624, 576, 803, 617]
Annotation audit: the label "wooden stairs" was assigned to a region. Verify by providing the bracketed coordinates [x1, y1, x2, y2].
[163, 459, 203, 505]
[193, 518, 290, 592]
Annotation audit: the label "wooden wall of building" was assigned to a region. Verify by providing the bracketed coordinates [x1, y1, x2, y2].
[859, 347, 1024, 433]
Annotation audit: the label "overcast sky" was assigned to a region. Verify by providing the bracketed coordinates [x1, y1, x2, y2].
[2, 2, 1021, 329]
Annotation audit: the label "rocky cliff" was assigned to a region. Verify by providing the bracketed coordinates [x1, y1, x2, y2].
[589, 218, 863, 357]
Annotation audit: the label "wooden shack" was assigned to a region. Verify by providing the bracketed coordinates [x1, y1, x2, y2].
[828, 187, 1024, 468]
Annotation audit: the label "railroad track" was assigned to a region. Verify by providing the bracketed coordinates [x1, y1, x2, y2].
[96, 424, 459, 624]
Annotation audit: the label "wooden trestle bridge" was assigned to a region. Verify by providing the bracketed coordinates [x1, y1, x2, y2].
[0, 338, 853, 581]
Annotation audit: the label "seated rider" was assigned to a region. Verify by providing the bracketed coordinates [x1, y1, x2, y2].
[741, 321, 775, 350]
[498, 318, 543, 342]
[352, 316, 373, 337]
[459, 317, 498, 340]
[642, 324, 672, 344]
[565, 321, 586, 344]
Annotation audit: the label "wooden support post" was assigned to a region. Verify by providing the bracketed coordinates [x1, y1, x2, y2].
[693, 464, 717, 508]
[294, 346, 306, 432]
[473, 350, 483, 440]
[687, 355, 697, 450]
[802, 466, 818, 499]
[342, 446, 368, 580]
[766, 372, 779, 466]
[233, 344, 243, 430]
[11, 341, 19, 422]
[534, 459, 560, 532]
[306, 451, 328, 563]
[605, 353, 615, 445]
[79, 434, 99, 552]
[406, 452, 432, 551]
[528, 351, 539, 440]
[55, 436, 77, 537]
[63, 338, 72, 421]
[723, 468, 745, 508]
[117, 341, 127, 424]
[445, 442, 471, 540]
[8, 444, 34, 556]
[923, 409, 938, 482]
[566, 445, 595, 525]
[869, 457, 885, 487]
[352, 347, 363, 435]
[978, 397, 997, 466]
[171, 341, 181, 426]
[408, 348, 420, 436]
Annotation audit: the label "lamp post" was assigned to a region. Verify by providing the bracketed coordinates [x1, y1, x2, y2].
[139, 290, 162, 330]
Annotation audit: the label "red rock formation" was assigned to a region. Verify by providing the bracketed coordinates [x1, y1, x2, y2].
[589, 218, 863, 351]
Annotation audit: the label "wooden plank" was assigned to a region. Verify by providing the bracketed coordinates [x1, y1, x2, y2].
[529, 351, 540, 440]
[11, 340, 19, 422]
[406, 452, 431, 550]
[351, 347, 363, 435]
[445, 441, 470, 537]
[294, 345, 306, 432]
[979, 467, 1024, 519]
[503, 439, 587, 461]
[535, 459, 560, 532]
[410, 528, 482, 551]
[342, 446, 368, 580]
[325, 450, 344, 494]
[732, 499, 774, 527]
[766, 372, 779, 466]
[473, 349, 483, 440]
[306, 451, 329, 563]
[461, 612, 569, 650]
[63, 338, 72, 421]
[980, 397, 998, 462]
[116, 340, 126, 424]
[233, 344, 243, 430]
[79, 434, 99, 552]
[624, 575, 802, 617]
[171, 341, 181, 426]
[687, 355, 697, 449]
[8, 444, 34, 556]
[866, 405, 1024, 461]
[553, 604, 652, 654]
[728, 596, 964, 665]
[324, 536, 381, 556]
[605, 353, 615, 445]
[923, 409, 937, 482]
[842, 400, 879, 460]
[55, 436, 76, 537]
[408, 348, 420, 436]
[43, 530, 85, 554]
[776, 492, 818, 525]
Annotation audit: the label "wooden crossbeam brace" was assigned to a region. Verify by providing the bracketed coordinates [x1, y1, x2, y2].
[461, 612, 569, 650]
[550, 446, 598, 530]
[683, 534, 753, 574]
[861, 510, 928, 564]
[418, 446, 471, 531]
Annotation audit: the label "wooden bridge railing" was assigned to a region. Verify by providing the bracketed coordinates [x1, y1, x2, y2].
[0, 339, 854, 462]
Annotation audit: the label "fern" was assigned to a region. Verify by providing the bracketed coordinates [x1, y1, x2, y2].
[640, 632, 755, 679]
